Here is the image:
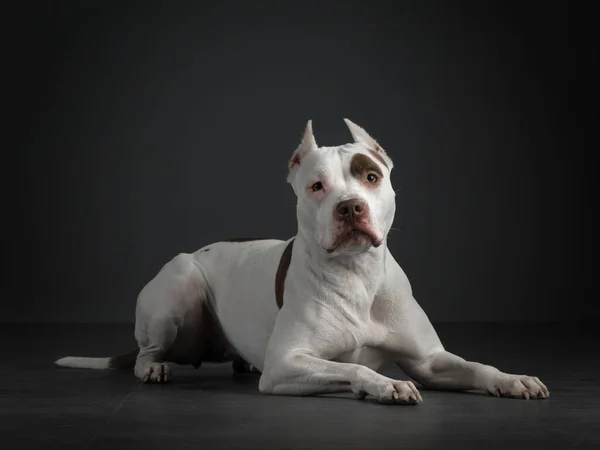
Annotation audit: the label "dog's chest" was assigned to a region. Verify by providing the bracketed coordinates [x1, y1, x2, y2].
[325, 311, 389, 370]
[331, 330, 388, 370]
[314, 308, 388, 363]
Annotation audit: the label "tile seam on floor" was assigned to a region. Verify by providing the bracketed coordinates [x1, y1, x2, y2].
[84, 381, 140, 450]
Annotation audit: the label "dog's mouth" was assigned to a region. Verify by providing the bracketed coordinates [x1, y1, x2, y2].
[325, 224, 382, 254]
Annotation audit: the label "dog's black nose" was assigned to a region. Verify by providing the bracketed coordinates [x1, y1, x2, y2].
[335, 199, 367, 223]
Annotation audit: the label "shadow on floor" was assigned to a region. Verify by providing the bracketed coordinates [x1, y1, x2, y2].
[1, 322, 598, 449]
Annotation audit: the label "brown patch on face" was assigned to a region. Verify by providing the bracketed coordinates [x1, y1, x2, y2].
[275, 238, 295, 309]
[350, 153, 384, 187]
[368, 149, 389, 169]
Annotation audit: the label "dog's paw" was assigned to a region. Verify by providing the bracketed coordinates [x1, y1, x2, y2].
[140, 362, 172, 383]
[381, 380, 422, 405]
[487, 375, 549, 399]
[357, 379, 422, 405]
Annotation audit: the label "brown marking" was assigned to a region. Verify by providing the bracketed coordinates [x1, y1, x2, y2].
[368, 149, 389, 169]
[275, 238, 295, 309]
[222, 236, 294, 309]
[350, 153, 384, 187]
[224, 237, 271, 243]
[290, 154, 301, 168]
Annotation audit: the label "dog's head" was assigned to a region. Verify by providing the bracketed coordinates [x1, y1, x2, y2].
[287, 119, 395, 257]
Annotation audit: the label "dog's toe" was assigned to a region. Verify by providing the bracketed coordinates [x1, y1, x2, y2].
[490, 375, 549, 400]
[375, 380, 421, 405]
[142, 363, 172, 383]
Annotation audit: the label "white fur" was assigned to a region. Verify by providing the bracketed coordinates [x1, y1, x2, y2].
[55, 119, 549, 402]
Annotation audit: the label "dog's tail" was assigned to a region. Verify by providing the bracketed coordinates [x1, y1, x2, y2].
[54, 349, 138, 370]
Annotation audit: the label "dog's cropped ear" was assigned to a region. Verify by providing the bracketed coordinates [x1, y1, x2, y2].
[343, 118, 393, 170]
[287, 120, 317, 183]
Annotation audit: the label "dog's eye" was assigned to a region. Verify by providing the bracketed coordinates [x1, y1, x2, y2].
[366, 173, 378, 183]
[311, 182, 324, 192]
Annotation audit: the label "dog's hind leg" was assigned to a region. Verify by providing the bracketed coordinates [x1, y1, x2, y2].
[133, 253, 208, 383]
[134, 317, 177, 382]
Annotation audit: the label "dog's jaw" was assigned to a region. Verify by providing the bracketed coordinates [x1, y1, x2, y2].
[325, 223, 383, 254]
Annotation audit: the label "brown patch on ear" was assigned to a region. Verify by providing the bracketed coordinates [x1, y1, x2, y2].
[350, 153, 384, 187]
[275, 238, 295, 309]
[368, 149, 388, 169]
[289, 154, 301, 168]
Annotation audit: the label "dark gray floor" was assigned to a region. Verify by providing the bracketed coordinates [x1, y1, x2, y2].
[1, 323, 598, 449]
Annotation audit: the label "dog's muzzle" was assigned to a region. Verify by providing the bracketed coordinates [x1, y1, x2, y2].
[327, 199, 382, 252]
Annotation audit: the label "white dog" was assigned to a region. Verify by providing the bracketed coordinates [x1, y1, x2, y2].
[56, 119, 549, 404]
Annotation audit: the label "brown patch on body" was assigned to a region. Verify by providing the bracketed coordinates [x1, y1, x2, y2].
[222, 236, 294, 309]
[200, 238, 269, 254]
[166, 236, 295, 374]
[223, 236, 295, 374]
[224, 237, 271, 243]
[275, 238, 295, 309]
[350, 153, 384, 187]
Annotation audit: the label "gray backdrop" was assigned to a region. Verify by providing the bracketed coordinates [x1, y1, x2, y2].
[5, 2, 593, 323]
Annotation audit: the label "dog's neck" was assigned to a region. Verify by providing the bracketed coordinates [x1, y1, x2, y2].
[293, 233, 387, 310]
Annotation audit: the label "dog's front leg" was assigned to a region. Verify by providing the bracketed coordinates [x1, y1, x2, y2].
[259, 351, 421, 405]
[399, 351, 549, 399]
[380, 250, 550, 400]
[390, 303, 550, 399]
[259, 309, 421, 405]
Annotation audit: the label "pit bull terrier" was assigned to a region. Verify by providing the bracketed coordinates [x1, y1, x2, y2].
[55, 119, 549, 404]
